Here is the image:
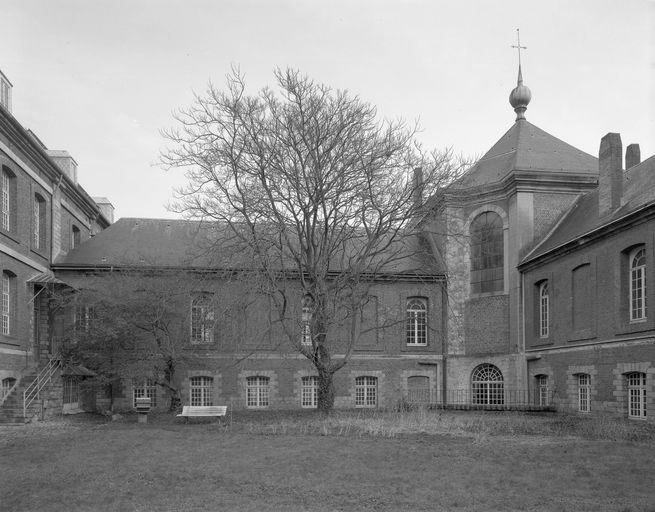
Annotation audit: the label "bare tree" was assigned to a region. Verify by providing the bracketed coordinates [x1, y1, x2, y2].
[162, 68, 463, 411]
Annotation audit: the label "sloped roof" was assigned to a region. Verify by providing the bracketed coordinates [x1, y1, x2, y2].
[54, 217, 440, 277]
[522, 154, 655, 263]
[451, 120, 598, 189]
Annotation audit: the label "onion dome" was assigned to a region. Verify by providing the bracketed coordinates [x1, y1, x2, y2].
[509, 64, 531, 121]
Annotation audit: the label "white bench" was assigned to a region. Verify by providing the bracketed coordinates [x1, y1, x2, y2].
[177, 405, 227, 422]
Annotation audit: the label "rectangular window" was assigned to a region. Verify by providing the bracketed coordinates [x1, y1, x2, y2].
[578, 374, 590, 412]
[355, 376, 377, 407]
[133, 378, 157, 408]
[301, 376, 318, 408]
[247, 376, 270, 408]
[627, 372, 647, 419]
[630, 248, 647, 322]
[539, 282, 549, 338]
[2, 272, 10, 335]
[537, 375, 549, 406]
[33, 198, 41, 249]
[1, 171, 9, 231]
[190, 293, 214, 344]
[190, 376, 213, 406]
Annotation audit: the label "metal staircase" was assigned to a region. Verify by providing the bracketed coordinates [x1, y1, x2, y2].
[22, 356, 62, 420]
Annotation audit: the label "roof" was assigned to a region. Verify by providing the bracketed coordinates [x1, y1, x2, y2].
[522, 154, 655, 264]
[450, 119, 598, 189]
[54, 217, 441, 277]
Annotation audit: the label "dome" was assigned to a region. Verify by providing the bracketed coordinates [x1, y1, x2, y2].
[509, 65, 531, 121]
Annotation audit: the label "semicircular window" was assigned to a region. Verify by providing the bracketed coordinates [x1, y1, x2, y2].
[471, 363, 504, 405]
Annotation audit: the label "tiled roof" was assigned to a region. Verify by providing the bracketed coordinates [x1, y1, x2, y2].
[55, 217, 439, 276]
[450, 120, 598, 189]
[522, 154, 655, 263]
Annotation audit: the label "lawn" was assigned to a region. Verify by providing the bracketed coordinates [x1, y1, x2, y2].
[1, 410, 654, 511]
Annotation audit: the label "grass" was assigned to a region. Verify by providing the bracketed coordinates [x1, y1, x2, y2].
[1, 409, 655, 511]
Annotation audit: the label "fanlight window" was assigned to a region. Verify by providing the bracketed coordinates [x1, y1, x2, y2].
[406, 298, 427, 345]
[470, 212, 504, 294]
[471, 364, 504, 405]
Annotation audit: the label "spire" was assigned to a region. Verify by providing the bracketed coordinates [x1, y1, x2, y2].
[509, 29, 531, 121]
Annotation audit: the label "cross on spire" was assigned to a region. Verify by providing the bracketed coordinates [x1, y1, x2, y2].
[511, 28, 527, 68]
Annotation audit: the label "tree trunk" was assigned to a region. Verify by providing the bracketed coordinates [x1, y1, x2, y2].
[317, 368, 335, 413]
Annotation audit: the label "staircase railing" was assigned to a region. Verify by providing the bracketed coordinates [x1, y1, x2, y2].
[23, 357, 62, 419]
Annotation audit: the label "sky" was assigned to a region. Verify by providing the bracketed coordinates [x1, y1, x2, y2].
[2, 0, 654, 220]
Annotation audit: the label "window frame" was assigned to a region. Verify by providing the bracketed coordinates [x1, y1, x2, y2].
[629, 247, 647, 322]
[626, 372, 647, 420]
[301, 376, 318, 408]
[406, 297, 428, 346]
[190, 293, 214, 344]
[536, 374, 549, 406]
[2, 271, 14, 336]
[470, 211, 504, 294]
[355, 376, 378, 408]
[132, 377, 157, 409]
[1, 377, 16, 399]
[1, 167, 16, 234]
[471, 364, 504, 406]
[246, 376, 270, 408]
[539, 281, 549, 338]
[577, 373, 591, 413]
[32, 193, 46, 251]
[189, 376, 213, 406]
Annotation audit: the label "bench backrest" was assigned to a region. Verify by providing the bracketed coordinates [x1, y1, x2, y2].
[181, 405, 227, 415]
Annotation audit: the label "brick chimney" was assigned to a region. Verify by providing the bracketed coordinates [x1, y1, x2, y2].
[598, 133, 623, 216]
[625, 143, 641, 169]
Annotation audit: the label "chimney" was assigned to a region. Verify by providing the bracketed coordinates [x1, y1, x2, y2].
[93, 197, 115, 224]
[0, 69, 12, 113]
[412, 167, 424, 210]
[598, 133, 623, 216]
[46, 150, 78, 184]
[625, 143, 641, 169]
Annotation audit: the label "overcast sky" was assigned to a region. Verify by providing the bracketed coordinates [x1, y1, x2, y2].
[2, 0, 654, 220]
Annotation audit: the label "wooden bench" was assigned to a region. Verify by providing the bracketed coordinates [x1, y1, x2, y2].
[177, 405, 227, 422]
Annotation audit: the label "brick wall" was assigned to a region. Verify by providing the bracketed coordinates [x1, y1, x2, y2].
[464, 294, 510, 355]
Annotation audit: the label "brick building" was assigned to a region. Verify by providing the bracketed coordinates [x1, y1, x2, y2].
[520, 134, 655, 419]
[8, 63, 653, 421]
[0, 70, 112, 422]
[52, 218, 446, 412]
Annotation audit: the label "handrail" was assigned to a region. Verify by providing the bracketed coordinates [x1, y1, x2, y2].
[22, 357, 62, 419]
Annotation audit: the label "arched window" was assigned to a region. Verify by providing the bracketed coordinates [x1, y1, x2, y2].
[470, 212, 504, 293]
[1, 167, 16, 233]
[630, 247, 647, 321]
[190, 376, 213, 406]
[539, 281, 549, 338]
[301, 376, 318, 408]
[471, 364, 504, 405]
[626, 372, 646, 419]
[355, 376, 377, 407]
[246, 376, 270, 408]
[406, 297, 427, 345]
[33, 194, 46, 250]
